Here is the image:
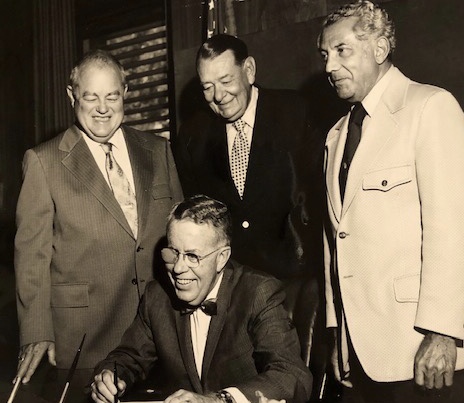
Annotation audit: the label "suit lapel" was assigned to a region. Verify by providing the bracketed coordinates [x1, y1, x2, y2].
[175, 311, 203, 392]
[60, 126, 133, 236]
[325, 116, 349, 223]
[341, 105, 397, 213]
[243, 104, 272, 204]
[201, 265, 234, 383]
[210, 120, 241, 201]
[342, 68, 408, 215]
[124, 127, 152, 243]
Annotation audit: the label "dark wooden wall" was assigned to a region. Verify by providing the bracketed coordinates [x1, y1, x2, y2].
[1, 0, 464, 267]
[0, 0, 34, 266]
[171, 0, 464, 135]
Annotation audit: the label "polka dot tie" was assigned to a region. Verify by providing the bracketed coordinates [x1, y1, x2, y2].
[231, 119, 250, 199]
[101, 143, 138, 238]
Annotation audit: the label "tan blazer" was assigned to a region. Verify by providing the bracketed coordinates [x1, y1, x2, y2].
[14, 125, 183, 369]
[324, 67, 464, 381]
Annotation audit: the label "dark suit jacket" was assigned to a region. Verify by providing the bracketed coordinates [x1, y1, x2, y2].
[94, 262, 312, 403]
[174, 88, 323, 278]
[14, 124, 183, 369]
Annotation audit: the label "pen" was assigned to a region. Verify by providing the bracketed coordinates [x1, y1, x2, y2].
[58, 333, 86, 403]
[114, 361, 118, 403]
[6, 377, 21, 403]
[318, 372, 327, 401]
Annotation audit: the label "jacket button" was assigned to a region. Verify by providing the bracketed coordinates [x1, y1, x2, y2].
[242, 221, 250, 229]
[131, 278, 138, 285]
[382, 180, 388, 186]
[136, 246, 144, 252]
[339, 232, 347, 239]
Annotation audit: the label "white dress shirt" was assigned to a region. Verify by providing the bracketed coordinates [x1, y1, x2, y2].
[81, 128, 136, 192]
[226, 86, 259, 158]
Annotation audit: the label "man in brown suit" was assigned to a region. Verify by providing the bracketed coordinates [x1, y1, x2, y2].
[13, 49, 182, 384]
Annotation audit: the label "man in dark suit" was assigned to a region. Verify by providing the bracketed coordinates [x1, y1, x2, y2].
[14, 50, 183, 384]
[173, 34, 323, 279]
[90, 195, 312, 403]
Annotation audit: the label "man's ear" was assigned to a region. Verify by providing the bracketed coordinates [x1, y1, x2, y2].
[216, 246, 231, 273]
[242, 56, 256, 85]
[123, 84, 128, 98]
[66, 85, 76, 107]
[374, 36, 390, 65]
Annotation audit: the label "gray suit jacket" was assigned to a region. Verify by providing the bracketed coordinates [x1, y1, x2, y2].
[14, 124, 183, 368]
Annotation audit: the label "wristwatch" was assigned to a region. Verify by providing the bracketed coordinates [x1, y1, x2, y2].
[216, 389, 234, 403]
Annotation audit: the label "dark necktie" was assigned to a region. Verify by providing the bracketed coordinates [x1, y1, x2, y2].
[339, 103, 367, 201]
[101, 142, 138, 238]
[181, 299, 217, 316]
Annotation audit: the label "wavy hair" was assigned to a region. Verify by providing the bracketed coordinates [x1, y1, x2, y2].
[322, 1, 396, 58]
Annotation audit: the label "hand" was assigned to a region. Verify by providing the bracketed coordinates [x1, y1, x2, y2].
[414, 332, 457, 389]
[15, 341, 56, 384]
[164, 389, 216, 403]
[330, 328, 353, 388]
[255, 390, 285, 403]
[91, 369, 127, 403]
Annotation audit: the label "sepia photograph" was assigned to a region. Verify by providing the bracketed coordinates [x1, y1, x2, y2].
[1, 0, 463, 402]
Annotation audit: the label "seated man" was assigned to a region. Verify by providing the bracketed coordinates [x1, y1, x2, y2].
[91, 195, 312, 403]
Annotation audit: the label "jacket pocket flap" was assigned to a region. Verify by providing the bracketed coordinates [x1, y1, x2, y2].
[394, 273, 420, 302]
[152, 183, 172, 199]
[363, 165, 412, 191]
[51, 283, 89, 308]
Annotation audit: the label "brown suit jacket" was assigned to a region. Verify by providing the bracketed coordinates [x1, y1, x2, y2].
[14, 124, 183, 368]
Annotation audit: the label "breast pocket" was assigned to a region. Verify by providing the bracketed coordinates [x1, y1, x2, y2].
[363, 165, 412, 192]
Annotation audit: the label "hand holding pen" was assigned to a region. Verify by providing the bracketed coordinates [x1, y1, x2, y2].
[91, 366, 127, 403]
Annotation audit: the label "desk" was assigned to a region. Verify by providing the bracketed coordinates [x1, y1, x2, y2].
[0, 362, 166, 403]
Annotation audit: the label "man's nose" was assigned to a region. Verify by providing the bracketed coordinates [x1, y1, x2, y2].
[325, 53, 340, 74]
[213, 86, 225, 103]
[172, 256, 189, 274]
[96, 99, 109, 114]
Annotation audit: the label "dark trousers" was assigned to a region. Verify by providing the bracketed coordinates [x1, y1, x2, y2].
[338, 338, 464, 403]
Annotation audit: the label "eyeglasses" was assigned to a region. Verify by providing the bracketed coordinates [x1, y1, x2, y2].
[161, 246, 225, 268]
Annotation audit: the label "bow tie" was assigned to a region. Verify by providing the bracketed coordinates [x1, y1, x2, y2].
[180, 299, 217, 316]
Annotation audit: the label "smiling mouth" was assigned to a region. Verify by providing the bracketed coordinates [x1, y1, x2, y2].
[176, 279, 194, 286]
[332, 76, 348, 84]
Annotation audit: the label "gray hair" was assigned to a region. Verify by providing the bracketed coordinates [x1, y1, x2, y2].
[69, 49, 127, 90]
[321, 1, 396, 58]
[167, 195, 232, 246]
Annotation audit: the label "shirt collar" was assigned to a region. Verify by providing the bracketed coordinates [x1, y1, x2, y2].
[361, 65, 394, 117]
[241, 85, 258, 129]
[81, 127, 124, 150]
[227, 85, 258, 130]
